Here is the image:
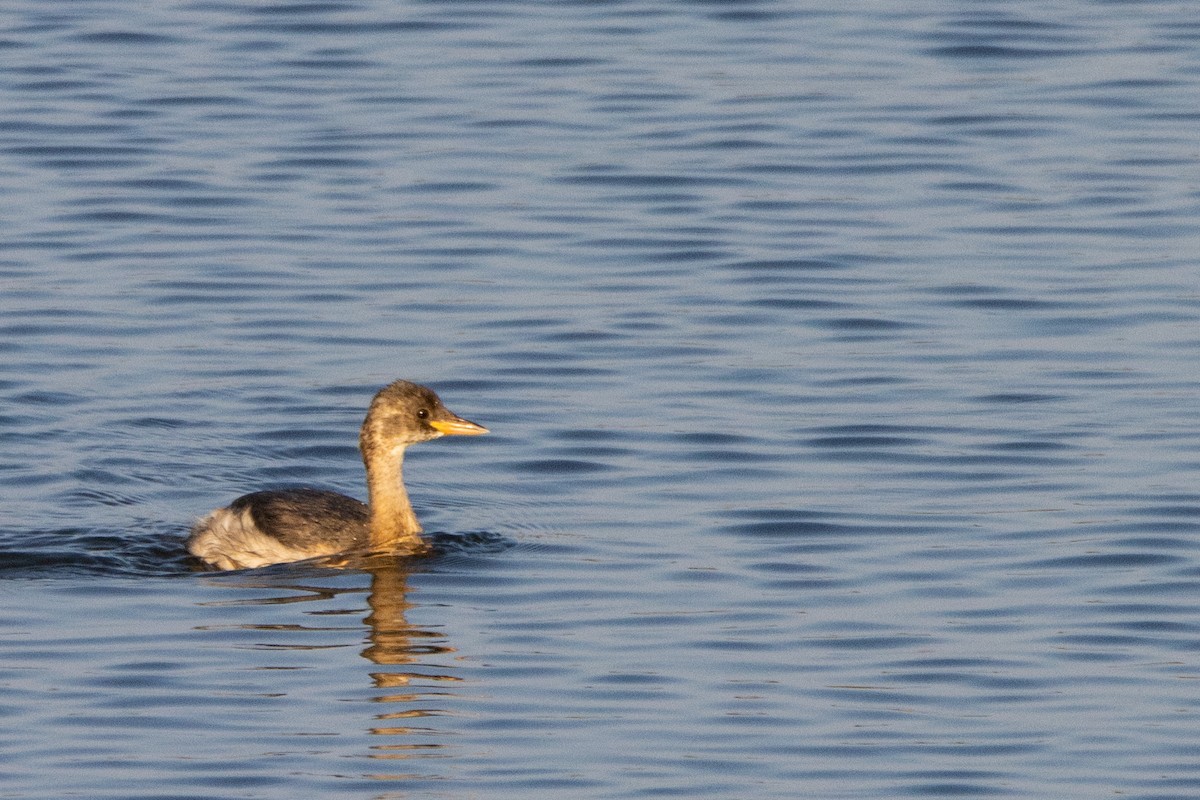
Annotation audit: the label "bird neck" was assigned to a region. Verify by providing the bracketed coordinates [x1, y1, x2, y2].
[364, 447, 425, 553]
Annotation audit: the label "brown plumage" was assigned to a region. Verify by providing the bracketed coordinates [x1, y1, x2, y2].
[187, 380, 487, 570]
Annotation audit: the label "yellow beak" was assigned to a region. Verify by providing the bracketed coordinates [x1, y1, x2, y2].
[429, 416, 489, 436]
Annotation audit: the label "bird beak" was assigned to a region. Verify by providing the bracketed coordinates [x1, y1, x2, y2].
[429, 416, 489, 436]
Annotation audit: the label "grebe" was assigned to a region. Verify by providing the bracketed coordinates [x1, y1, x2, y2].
[187, 380, 487, 570]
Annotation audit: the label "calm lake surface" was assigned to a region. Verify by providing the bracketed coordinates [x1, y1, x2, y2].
[3, 2, 1200, 797]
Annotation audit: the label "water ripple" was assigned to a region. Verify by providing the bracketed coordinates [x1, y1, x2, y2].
[2, 1, 1200, 798]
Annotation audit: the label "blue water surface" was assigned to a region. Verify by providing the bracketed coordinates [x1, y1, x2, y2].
[2, 1, 1200, 798]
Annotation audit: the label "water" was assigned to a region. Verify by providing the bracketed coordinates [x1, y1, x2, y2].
[2, 1, 1200, 797]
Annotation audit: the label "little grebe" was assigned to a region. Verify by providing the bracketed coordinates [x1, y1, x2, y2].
[187, 380, 486, 570]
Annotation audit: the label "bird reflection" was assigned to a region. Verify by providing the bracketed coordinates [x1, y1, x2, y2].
[195, 553, 462, 777]
[361, 555, 457, 665]
[357, 554, 461, 772]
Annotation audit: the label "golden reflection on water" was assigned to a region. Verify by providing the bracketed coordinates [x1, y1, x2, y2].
[197, 554, 462, 778]
[359, 557, 461, 774]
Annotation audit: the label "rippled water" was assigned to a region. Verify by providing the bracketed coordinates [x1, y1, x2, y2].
[3, 2, 1200, 798]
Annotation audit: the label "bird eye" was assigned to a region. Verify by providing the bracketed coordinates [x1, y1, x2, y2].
[416, 409, 429, 420]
